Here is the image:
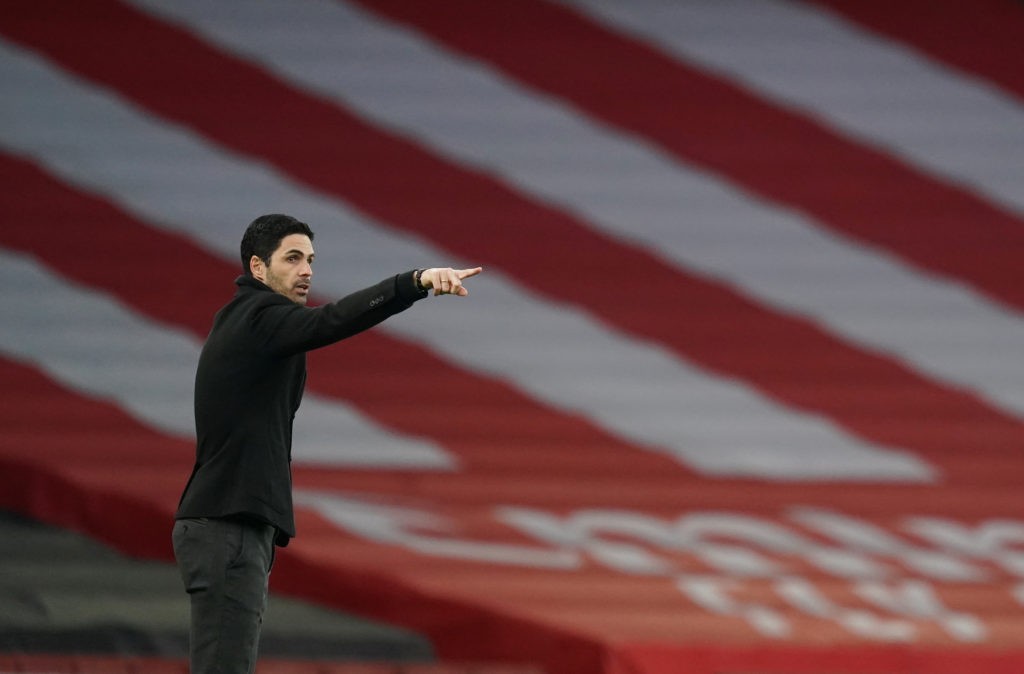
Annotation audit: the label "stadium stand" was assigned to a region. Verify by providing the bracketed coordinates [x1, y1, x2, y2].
[0, 510, 434, 661]
[1, 1, 1024, 673]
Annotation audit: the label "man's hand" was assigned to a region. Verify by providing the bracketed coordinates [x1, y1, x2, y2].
[420, 267, 483, 296]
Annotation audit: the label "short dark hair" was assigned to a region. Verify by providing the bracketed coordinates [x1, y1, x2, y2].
[240, 214, 315, 276]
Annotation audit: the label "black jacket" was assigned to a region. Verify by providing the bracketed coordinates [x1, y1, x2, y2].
[176, 272, 426, 546]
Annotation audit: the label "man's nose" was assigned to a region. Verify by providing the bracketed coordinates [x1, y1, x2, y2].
[300, 262, 313, 277]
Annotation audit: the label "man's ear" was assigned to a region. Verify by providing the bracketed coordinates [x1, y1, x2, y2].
[250, 255, 265, 282]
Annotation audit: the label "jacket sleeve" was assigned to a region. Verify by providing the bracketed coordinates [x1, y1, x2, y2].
[251, 270, 426, 356]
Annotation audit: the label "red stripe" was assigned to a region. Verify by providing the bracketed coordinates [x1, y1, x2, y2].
[0, 356, 189, 557]
[805, 0, 1024, 100]
[4, 0, 1024, 482]
[0, 150, 687, 480]
[1, 336, 1021, 551]
[352, 0, 1024, 313]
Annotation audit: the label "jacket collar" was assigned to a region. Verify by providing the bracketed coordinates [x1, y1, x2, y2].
[235, 275, 273, 293]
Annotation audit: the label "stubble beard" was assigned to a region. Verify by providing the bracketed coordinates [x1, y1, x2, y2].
[265, 268, 306, 305]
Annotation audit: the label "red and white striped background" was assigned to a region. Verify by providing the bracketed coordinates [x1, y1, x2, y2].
[1, 1, 1023, 672]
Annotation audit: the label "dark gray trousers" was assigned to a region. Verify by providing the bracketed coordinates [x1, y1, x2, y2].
[172, 517, 276, 674]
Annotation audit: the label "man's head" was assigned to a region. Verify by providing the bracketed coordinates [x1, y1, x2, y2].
[240, 214, 316, 305]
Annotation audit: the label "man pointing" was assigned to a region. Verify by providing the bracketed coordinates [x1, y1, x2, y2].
[172, 213, 480, 673]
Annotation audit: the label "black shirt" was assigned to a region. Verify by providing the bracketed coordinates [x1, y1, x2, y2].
[176, 271, 425, 546]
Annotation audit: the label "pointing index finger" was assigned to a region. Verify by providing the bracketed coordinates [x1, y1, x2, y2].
[457, 266, 483, 280]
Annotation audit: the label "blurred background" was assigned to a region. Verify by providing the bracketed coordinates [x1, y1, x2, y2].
[2, 1, 1023, 673]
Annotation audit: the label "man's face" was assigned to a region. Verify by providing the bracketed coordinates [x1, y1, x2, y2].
[252, 233, 315, 305]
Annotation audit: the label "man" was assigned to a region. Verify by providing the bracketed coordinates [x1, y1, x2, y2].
[171, 214, 481, 674]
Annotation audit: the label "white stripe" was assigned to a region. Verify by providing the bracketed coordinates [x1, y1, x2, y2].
[0, 250, 199, 437]
[0, 39, 933, 481]
[126, 0, 1024, 420]
[0, 251, 454, 470]
[557, 0, 1024, 218]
